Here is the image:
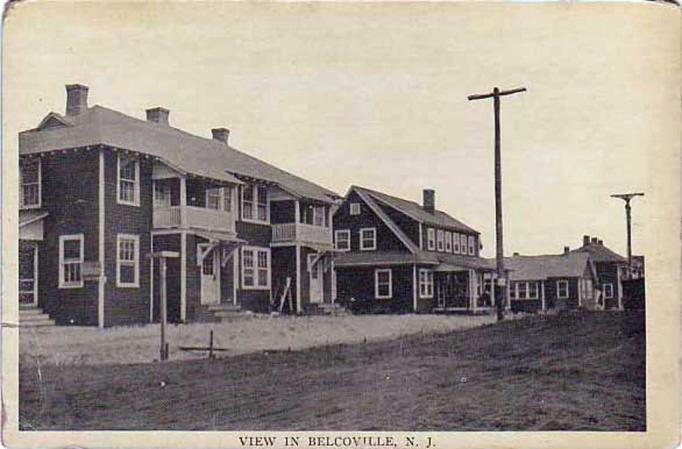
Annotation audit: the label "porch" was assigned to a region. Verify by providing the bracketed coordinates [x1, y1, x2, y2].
[432, 268, 498, 313]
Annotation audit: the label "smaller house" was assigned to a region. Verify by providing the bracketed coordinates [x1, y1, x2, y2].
[571, 235, 628, 310]
[504, 249, 599, 313]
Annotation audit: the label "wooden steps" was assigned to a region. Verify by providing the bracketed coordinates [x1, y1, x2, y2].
[304, 303, 349, 316]
[196, 303, 244, 322]
[19, 305, 55, 327]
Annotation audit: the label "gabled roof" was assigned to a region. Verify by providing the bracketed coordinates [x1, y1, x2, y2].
[350, 186, 478, 234]
[502, 252, 595, 281]
[571, 243, 627, 264]
[20, 106, 340, 204]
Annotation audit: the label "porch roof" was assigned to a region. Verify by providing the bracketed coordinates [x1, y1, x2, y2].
[334, 250, 495, 271]
[19, 210, 49, 227]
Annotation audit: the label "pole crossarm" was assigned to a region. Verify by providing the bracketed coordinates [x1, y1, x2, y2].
[467, 87, 527, 101]
[610, 193, 645, 202]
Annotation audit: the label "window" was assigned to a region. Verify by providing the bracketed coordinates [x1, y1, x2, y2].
[154, 182, 171, 207]
[453, 232, 460, 253]
[59, 234, 83, 288]
[427, 228, 436, 251]
[350, 203, 361, 215]
[557, 280, 569, 299]
[241, 246, 270, 289]
[20, 158, 41, 209]
[528, 281, 539, 299]
[581, 279, 594, 300]
[313, 206, 325, 227]
[460, 234, 468, 254]
[468, 236, 476, 255]
[445, 232, 452, 253]
[517, 282, 527, 299]
[241, 184, 269, 223]
[603, 283, 614, 299]
[206, 187, 232, 212]
[436, 230, 444, 252]
[514, 281, 539, 300]
[419, 269, 434, 298]
[335, 230, 350, 251]
[117, 153, 140, 206]
[375, 269, 392, 299]
[360, 228, 377, 251]
[117, 234, 139, 287]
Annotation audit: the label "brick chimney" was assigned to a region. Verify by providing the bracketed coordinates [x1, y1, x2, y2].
[211, 128, 230, 144]
[583, 235, 590, 247]
[591, 237, 599, 244]
[146, 107, 170, 125]
[598, 239, 603, 245]
[65, 84, 89, 116]
[422, 189, 435, 214]
[564, 246, 570, 254]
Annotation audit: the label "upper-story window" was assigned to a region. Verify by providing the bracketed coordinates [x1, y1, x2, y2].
[206, 187, 232, 212]
[242, 183, 269, 223]
[603, 283, 614, 298]
[335, 230, 350, 251]
[436, 230, 444, 252]
[303, 205, 327, 227]
[445, 232, 452, 253]
[154, 182, 171, 207]
[20, 158, 41, 209]
[350, 203, 361, 215]
[118, 153, 140, 206]
[453, 232, 460, 253]
[360, 228, 377, 251]
[468, 236, 476, 255]
[460, 234, 468, 255]
[313, 206, 325, 227]
[427, 228, 436, 251]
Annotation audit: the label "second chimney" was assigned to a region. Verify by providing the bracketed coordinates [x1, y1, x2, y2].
[583, 235, 590, 247]
[65, 84, 89, 116]
[146, 107, 170, 125]
[423, 189, 435, 213]
[591, 237, 599, 244]
[212, 128, 230, 144]
[598, 239, 604, 245]
[564, 246, 570, 254]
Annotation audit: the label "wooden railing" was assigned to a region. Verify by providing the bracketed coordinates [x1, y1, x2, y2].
[272, 223, 332, 246]
[154, 206, 235, 233]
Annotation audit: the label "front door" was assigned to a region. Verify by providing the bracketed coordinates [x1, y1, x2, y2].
[309, 255, 323, 304]
[19, 243, 38, 305]
[200, 248, 220, 305]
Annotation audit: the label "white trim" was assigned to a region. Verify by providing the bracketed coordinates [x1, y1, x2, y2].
[205, 186, 233, 212]
[418, 268, 434, 299]
[116, 152, 141, 207]
[58, 234, 84, 289]
[468, 235, 476, 255]
[20, 158, 41, 209]
[116, 234, 140, 288]
[452, 232, 460, 254]
[445, 231, 452, 253]
[557, 280, 569, 299]
[295, 244, 302, 313]
[98, 150, 105, 328]
[180, 231, 187, 322]
[241, 245, 271, 290]
[334, 229, 351, 251]
[512, 281, 540, 300]
[427, 228, 436, 251]
[412, 264, 418, 312]
[331, 260, 337, 304]
[460, 234, 468, 254]
[241, 183, 270, 224]
[436, 229, 444, 252]
[349, 203, 361, 215]
[418, 224, 423, 250]
[359, 227, 377, 251]
[374, 268, 392, 299]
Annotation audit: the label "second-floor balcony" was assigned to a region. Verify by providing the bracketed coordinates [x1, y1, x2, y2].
[154, 205, 236, 234]
[272, 222, 332, 247]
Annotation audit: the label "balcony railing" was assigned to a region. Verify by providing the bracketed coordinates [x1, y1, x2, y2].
[154, 205, 235, 233]
[272, 223, 332, 247]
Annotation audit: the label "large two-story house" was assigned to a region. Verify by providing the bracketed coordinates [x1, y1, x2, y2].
[18, 84, 340, 327]
[332, 186, 498, 313]
[571, 235, 628, 310]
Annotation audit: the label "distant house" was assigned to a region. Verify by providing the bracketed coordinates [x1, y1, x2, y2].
[18, 84, 340, 327]
[571, 235, 628, 310]
[332, 186, 497, 313]
[504, 249, 600, 313]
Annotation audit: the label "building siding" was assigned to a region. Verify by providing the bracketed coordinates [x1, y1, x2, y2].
[336, 265, 414, 313]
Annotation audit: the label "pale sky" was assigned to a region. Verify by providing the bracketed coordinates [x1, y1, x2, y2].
[4, 1, 680, 257]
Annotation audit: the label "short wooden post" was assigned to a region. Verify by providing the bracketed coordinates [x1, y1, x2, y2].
[209, 330, 214, 359]
[149, 251, 180, 362]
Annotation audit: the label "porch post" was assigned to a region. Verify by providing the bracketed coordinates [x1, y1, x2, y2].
[32, 243, 39, 306]
[412, 264, 418, 312]
[541, 281, 546, 312]
[295, 244, 302, 313]
[97, 149, 105, 328]
[180, 231, 187, 322]
[470, 269, 477, 313]
[490, 272, 496, 308]
[294, 200, 301, 223]
[179, 176, 187, 227]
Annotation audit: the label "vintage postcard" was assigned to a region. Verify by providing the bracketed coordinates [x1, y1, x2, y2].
[2, 1, 680, 448]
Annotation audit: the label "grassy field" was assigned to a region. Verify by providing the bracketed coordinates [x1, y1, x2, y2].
[19, 311, 645, 431]
[20, 314, 496, 365]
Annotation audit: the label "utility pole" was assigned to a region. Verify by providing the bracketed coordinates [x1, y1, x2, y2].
[610, 192, 644, 275]
[468, 86, 526, 321]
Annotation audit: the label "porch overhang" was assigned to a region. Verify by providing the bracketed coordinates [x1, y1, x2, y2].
[19, 211, 48, 241]
[195, 231, 246, 267]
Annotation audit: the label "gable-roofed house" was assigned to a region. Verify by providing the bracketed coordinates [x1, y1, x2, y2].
[332, 186, 499, 313]
[570, 235, 628, 310]
[504, 249, 600, 313]
[18, 84, 340, 327]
